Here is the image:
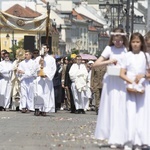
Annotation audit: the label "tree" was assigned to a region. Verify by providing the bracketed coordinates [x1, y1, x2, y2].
[10, 39, 24, 60]
[71, 48, 79, 55]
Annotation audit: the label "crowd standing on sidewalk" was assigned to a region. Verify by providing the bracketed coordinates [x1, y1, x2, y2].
[1, 29, 150, 150]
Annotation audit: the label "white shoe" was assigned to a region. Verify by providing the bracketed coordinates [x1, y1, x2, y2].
[124, 145, 132, 150]
[60, 107, 64, 110]
[134, 146, 141, 150]
[110, 144, 117, 149]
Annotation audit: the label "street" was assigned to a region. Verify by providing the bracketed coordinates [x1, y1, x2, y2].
[0, 110, 111, 150]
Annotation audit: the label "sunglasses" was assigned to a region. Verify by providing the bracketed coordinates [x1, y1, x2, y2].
[33, 52, 38, 54]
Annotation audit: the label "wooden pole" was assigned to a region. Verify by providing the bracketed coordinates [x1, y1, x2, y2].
[46, 2, 50, 45]
[0, 26, 2, 61]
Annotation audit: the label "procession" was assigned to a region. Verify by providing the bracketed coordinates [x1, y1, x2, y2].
[1, 0, 150, 150]
[0, 28, 150, 150]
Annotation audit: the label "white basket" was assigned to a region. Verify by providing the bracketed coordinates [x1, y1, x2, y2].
[107, 66, 121, 76]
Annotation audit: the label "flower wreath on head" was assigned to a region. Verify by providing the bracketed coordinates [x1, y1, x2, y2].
[110, 32, 127, 36]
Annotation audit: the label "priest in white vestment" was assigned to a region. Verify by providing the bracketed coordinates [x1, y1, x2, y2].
[69, 55, 89, 114]
[11, 48, 25, 110]
[17, 50, 37, 113]
[0, 52, 13, 110]
[34, 44, 56, 116]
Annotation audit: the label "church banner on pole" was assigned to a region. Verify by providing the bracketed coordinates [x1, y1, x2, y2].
[0, 11, 47, 31]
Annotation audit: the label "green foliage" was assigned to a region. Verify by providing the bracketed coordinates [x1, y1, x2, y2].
[71, 48, 79, 55]
[10, 39, 24, 60]
[95, 50, 103, 58]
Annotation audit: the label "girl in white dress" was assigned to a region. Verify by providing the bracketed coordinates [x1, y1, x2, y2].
[94, 28, 128, 148]
[120, 32, 149, 150]
[139, 32, 150, 149]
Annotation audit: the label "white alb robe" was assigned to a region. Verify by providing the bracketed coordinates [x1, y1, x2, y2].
[11, 59, 21, 110]
[34, 54, 56, 112]
[69, 63, 89, 110]
[17, 59, 37, 111]
[0, 60, 13, 108]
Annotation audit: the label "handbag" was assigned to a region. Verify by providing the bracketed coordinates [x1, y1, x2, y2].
[107, 65, 120, 76]
[126, 87, 144, 94]
[127, 83, 145, 94]
[126, 52, 149, 94]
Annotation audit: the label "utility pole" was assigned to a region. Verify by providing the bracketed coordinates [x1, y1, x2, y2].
[0, 26, 2, 61]
[147, 0, 150, 32]
[131, 0, 134, 34]
[126, 0, 130, 37]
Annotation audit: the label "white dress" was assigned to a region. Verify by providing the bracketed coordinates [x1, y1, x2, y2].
[121, 51, 149, 146]
[142, 52, 150, 146]
[94, 45, 128, 145]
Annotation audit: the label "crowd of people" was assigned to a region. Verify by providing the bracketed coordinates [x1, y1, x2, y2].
[94, 28, 150, 150]
[0, 43, 105, 116]
[1, 27, 150, 150]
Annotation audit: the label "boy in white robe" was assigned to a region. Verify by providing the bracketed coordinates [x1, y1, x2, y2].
[34, 44, 56, 116]
[0, 52, 13, 110]
[17, 50, 37, 113]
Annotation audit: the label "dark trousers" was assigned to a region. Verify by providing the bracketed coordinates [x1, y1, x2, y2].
[94, 89, 102, 109]
[68, 87, 76, 112]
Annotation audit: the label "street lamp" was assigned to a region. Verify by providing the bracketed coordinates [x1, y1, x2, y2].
[6, 30, 16, 59]
[99, 0, 124, 29]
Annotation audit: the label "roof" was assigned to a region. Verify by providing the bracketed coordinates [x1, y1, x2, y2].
[74, 4, 109, 28]
[5, 4, 41, 18]
[88, 26, 97, 31]
[41, 0, 47, 4]
[72, 9, 84, 21]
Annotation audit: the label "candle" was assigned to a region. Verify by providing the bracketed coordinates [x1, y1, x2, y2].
[40, 47, 44, 55]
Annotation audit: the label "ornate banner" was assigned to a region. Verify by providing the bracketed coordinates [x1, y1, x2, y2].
[0, 11, 47, 31]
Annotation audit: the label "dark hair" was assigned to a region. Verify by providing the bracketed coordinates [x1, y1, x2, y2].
[4, 51, 9, 55]
[43, 43, 49, 49]
[108, 27, 129, 48]
[76, 55, 82, 59]
[1, 49, 7, 53]
[33, 49, 39, 54]
[25, 50, 32, 55]
[33, 49, 39, 52]
[129, 32, 146, 52]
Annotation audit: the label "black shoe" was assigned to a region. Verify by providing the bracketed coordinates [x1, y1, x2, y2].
[16, 106, 20, 111]
[34, 109, 40, 116]
[21, 108, 26, 113]
[81, 109, 86, 114]
[70, 111, 75, 113]
[0, 107, 5, 111]
[75, 110, 80, 114]
[95, 108, 99, 115]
